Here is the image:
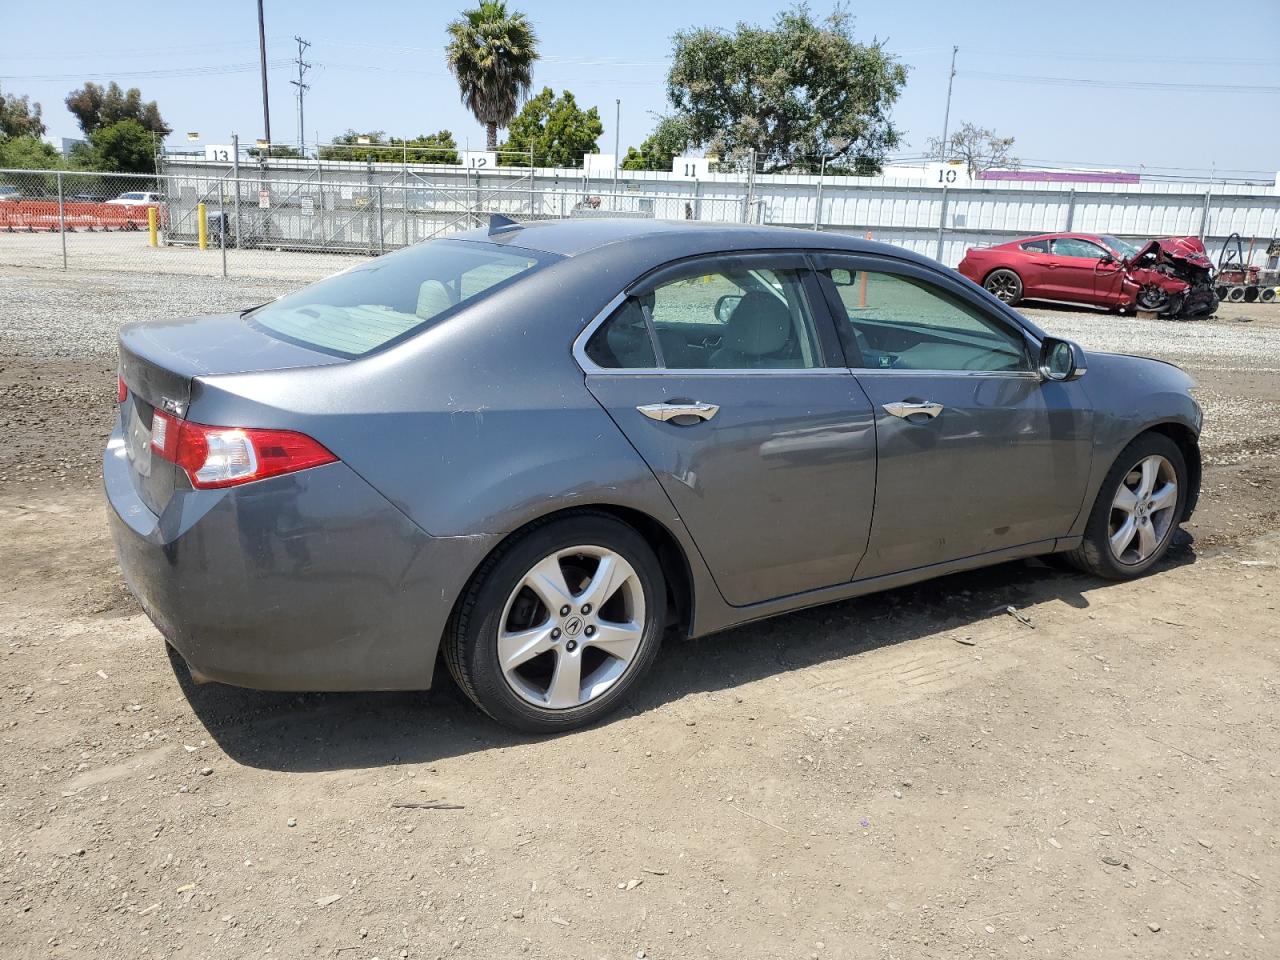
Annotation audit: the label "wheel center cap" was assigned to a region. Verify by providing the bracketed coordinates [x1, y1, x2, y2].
[563, 616, 584, 638]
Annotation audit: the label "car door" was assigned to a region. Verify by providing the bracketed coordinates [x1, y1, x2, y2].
[1048, 237, 1111, 304]
[1010, 239, 1054, 299]
[578, 253, 877, 607]
[812, 254, 1094, 580]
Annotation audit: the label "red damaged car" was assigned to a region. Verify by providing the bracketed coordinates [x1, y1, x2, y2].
[958, 232, 1218, 319]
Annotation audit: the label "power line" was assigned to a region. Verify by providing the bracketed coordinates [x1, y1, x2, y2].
[963, 70, 1280, 94]
[0, 60, 293, 82]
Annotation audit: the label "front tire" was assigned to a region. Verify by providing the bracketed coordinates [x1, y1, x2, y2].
[1067, 434, 1187, 580]
[984, 268, 1023, 305]
[444, 513, 667, 733]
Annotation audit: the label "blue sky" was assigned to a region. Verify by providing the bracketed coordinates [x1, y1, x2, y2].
[5, 0, 1278, 178]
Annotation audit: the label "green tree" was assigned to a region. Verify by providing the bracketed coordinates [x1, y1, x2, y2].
[0, 135, 61, 169]
[445, 1, 538, 151]
[499, 87, 601, 166]
[621, 116, 693, 171]
[73, 119, 158, 174]
[0, 84, 46, 138]
[65, 81, 170, 137]
[318, 130, 459, 165]
[663, 6, 907, 173]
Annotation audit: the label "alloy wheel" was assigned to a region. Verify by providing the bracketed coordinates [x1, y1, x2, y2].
[1108, 455, 1178, 565]
[497, 546, 647, 710]
[985, 273, 1018, 302]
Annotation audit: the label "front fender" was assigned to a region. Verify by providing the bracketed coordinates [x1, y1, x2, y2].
[1068, 352, 1201, 536]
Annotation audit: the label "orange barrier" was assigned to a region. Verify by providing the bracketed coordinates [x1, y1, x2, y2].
[0, 200, 162, 233]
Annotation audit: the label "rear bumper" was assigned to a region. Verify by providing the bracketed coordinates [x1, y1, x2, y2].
[104, 426, 497, 691]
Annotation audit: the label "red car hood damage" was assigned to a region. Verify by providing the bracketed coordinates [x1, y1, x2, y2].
[1127, 236, 1213, 271]
[1121, 236, 1218, 318]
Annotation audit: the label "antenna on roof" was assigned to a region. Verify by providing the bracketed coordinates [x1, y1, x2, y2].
[488, 213, 521, 235]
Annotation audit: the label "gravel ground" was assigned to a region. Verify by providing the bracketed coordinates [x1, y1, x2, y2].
[1, 262, 1279, 960]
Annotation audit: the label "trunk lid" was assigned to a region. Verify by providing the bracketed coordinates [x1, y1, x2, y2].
[117, 313, 342, 515]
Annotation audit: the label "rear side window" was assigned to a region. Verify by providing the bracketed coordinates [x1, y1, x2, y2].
[585, 265, 822, 370]
[249, 239, 556, 357]
[1020, 240, 1048, 253]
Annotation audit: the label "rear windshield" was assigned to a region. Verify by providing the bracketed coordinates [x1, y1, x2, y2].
[248, 238, 557, 357]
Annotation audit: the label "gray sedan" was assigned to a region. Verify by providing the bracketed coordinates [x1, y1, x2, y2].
[106, 219, 1201, 732]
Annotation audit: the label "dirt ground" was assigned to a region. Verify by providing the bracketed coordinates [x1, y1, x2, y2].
[1, 265, 1278, 959]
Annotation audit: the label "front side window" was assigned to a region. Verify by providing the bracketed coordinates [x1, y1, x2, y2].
[1051, 237, 1107, 259]
[821, 267, 1030, 372]
[1098, 235, 1138, 259]
[249, 239, 556, 357]
[585, 265, 822, 370]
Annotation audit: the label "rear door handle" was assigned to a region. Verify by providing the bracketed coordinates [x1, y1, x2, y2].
[637, 401, 720, 423]
[883, 401, 943, 420]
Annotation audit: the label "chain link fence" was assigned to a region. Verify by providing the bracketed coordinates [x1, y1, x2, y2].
[0, 166, 752, 284]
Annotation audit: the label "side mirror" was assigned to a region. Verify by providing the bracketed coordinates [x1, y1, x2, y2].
[1098, 253, 1116, 265]
[1038, 337, 1087, 382]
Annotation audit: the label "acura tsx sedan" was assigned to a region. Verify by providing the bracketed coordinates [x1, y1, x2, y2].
[106, 218, 1202, 732]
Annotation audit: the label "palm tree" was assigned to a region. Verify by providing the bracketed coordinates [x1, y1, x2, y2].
[445, 2, 538, 152]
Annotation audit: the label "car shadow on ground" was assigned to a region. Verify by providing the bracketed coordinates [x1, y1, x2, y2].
[178, 534, 1197, 773]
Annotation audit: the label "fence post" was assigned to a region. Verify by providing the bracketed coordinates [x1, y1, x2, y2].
[1064, 188, 1076, 231]
[400, 181, 409, 247]
[219, 191, 228, 278]
[935, 184, 950, 263]
[376, 184, 385, 255]
[231, 133, 242, 249]
[813, 155, 826, 231]
[56, 171, 67, 270]
[744, 150, 757, 223]
[1199, 189, 1212, 241]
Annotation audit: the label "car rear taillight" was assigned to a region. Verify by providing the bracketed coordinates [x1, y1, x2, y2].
[117, 375, 128, 404]
[150, 411, 337, 489]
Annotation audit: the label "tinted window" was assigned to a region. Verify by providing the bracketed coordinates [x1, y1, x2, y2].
[1020, 240, 1049, 253]
[586, 265, 822, 370]
[584, 299, 658, 369]
[822, 268, 1030, 372]
[1051, 237, 1107, 259]
[250, 239, 555, 357]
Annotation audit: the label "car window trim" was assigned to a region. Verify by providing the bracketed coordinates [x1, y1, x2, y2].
[808, 251, 1042, 371]
[575, 251, 841, 375]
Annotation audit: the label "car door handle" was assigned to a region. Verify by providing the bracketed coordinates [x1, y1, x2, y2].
[883, 401, 943, 420]
[636, 401, 720, 423]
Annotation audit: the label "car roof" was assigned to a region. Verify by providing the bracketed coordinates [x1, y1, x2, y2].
[449, 217, 940, 269]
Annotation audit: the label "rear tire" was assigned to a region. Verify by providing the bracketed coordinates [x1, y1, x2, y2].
[984, 268, 1023, 305]
[1067, 433, 1188, 580]
[444, 513, 667, 733]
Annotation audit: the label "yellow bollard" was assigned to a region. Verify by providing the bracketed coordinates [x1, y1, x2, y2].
[197, 202, 208, 251]
[147, 207, 158, 248]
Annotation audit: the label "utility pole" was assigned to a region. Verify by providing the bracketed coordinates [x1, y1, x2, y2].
[939, 45, 958, 161]
[291, 36, 312, 156]
[613, 98, 620, 196]
[257, 0, 271, 156]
